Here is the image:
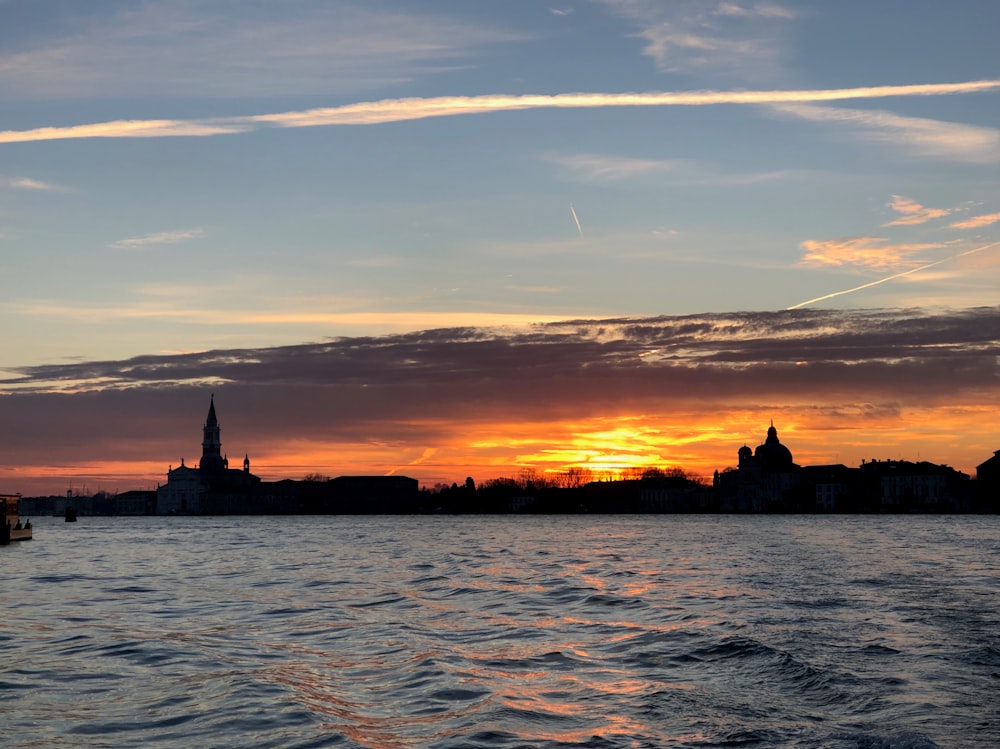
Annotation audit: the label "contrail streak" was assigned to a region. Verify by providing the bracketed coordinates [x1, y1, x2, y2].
[570, 204, 583, 236]
[2, 79, 998, 143]
[787, 242, 1000, 309]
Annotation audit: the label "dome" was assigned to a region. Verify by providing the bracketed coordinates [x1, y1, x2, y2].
[753, 424, 794, 468]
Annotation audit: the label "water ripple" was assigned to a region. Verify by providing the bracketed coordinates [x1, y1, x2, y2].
[2, 515, 997, 748]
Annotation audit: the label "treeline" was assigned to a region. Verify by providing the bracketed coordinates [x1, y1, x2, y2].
[423, 467, 710, 514]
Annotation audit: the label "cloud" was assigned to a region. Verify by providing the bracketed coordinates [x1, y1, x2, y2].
[0, 119, 248, 143]
[250, 83, 1000, 128]
[546, 152, 681, 181]
[3, 80, 997, 144]
[798, 237, 944, 270]
[770, 103, 1000, 163]
[4, 307, 1000, 493]
[109, 228, 206, 250]
[4, 296, 570, 331]
[0, 3, 524, 100]
[546, 150, 804, 185]
[714, 3, 795, 19]
[4, 308, 999, 398]
[882, 195, 952, 226]
[789, 242, 1000, 309]
[3, 176, 70, 191]
[598, 0, 795, 79]
[951, 211, 1000, 230]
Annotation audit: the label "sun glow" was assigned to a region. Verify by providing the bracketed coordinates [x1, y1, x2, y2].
[5, 399, 1000, 497]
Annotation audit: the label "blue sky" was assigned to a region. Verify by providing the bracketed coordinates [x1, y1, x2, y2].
[2, 1, 1000, 494]
[3, 0, 999, 370]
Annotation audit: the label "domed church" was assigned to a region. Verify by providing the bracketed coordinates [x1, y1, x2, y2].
[723, 422, 802, 511]
[743, 421, 796, 471]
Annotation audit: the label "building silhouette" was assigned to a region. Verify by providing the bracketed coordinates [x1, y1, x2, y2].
[716, 422, 803, 511]
[155, 396, 418, 514]
[156, 395, 259, 514]
[23, 400, 993, 515]
[976, 450, 1000, 511]
[715, 422, 972, 512]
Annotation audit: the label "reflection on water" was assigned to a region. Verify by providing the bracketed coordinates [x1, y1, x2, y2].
[3, 515, 998, 748]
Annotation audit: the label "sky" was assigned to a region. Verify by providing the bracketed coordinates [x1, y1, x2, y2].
[2, 0, 999, 496]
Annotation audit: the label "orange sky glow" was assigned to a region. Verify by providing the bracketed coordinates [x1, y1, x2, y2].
[2, 308, 999, 497]
[5, 402, 996, 497]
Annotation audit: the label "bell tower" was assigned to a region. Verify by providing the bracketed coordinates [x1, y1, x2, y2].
[200, 394, 226, 473]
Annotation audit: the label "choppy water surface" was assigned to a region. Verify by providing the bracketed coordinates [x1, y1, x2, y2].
[3, 515, 998, 748]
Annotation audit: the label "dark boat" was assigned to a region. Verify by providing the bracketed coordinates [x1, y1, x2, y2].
[65, 506, 78, 522]
[1, 494, 33, 545]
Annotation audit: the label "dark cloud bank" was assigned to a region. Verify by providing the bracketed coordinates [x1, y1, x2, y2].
[3, 307, 999, 469]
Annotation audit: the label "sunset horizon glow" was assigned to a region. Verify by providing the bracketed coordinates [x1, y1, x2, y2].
[4, 307, 999, 497]
[5, 397, 996, 498]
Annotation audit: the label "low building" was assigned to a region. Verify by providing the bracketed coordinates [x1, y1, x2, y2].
[858, 459, 970, 512]
[113, 490, 157, 515]
[801, 465, 858, 513]
[976, 449, 1000, 512]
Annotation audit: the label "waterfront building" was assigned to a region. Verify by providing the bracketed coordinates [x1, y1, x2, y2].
[154, 396, 418, 514]
[156, 396, 259, 514]
[976, 449, 1000, 511]
[801, 465, 856, 512]
[717, 422, 802, 511]
[857, 459, 970, 512]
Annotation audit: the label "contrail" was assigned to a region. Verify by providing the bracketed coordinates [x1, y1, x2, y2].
[2, 79, 999, 143]
[787, 241, 1000, 309]
[570, 204, 583, 236]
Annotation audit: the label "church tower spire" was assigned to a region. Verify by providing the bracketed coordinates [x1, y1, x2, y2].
[200, 394, 225, 473]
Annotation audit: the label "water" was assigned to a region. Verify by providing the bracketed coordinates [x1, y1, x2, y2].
[2, 515, 997, 748]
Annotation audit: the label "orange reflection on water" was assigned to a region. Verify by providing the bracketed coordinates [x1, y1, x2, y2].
[497, 675, 653, 744]
[257, 640, 491, 749]
[561, 615, 722, 635]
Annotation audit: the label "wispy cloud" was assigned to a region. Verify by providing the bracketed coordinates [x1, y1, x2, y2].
[799, 237, 944, 271]
[4, 297, 570, 331]
[771, 103, 1000, 163]
[883, 195, 952, 226]
[0, 4, 523, 100]
[599, 0, 795, 79]
[789, 242, 1000, 309]
[950, 211, 1000, 230]
[4, 80, 996, 145]
[5, 308, 1000, 394]
[109, 228, 206, 250]
[250, 83, 1000, 128]
[0, 120, 248, 143]
[546, 152, 681, 181]
[546, 150, 804, 185]
[714, 3, 795, 19]
[3, 176, 70, 191]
